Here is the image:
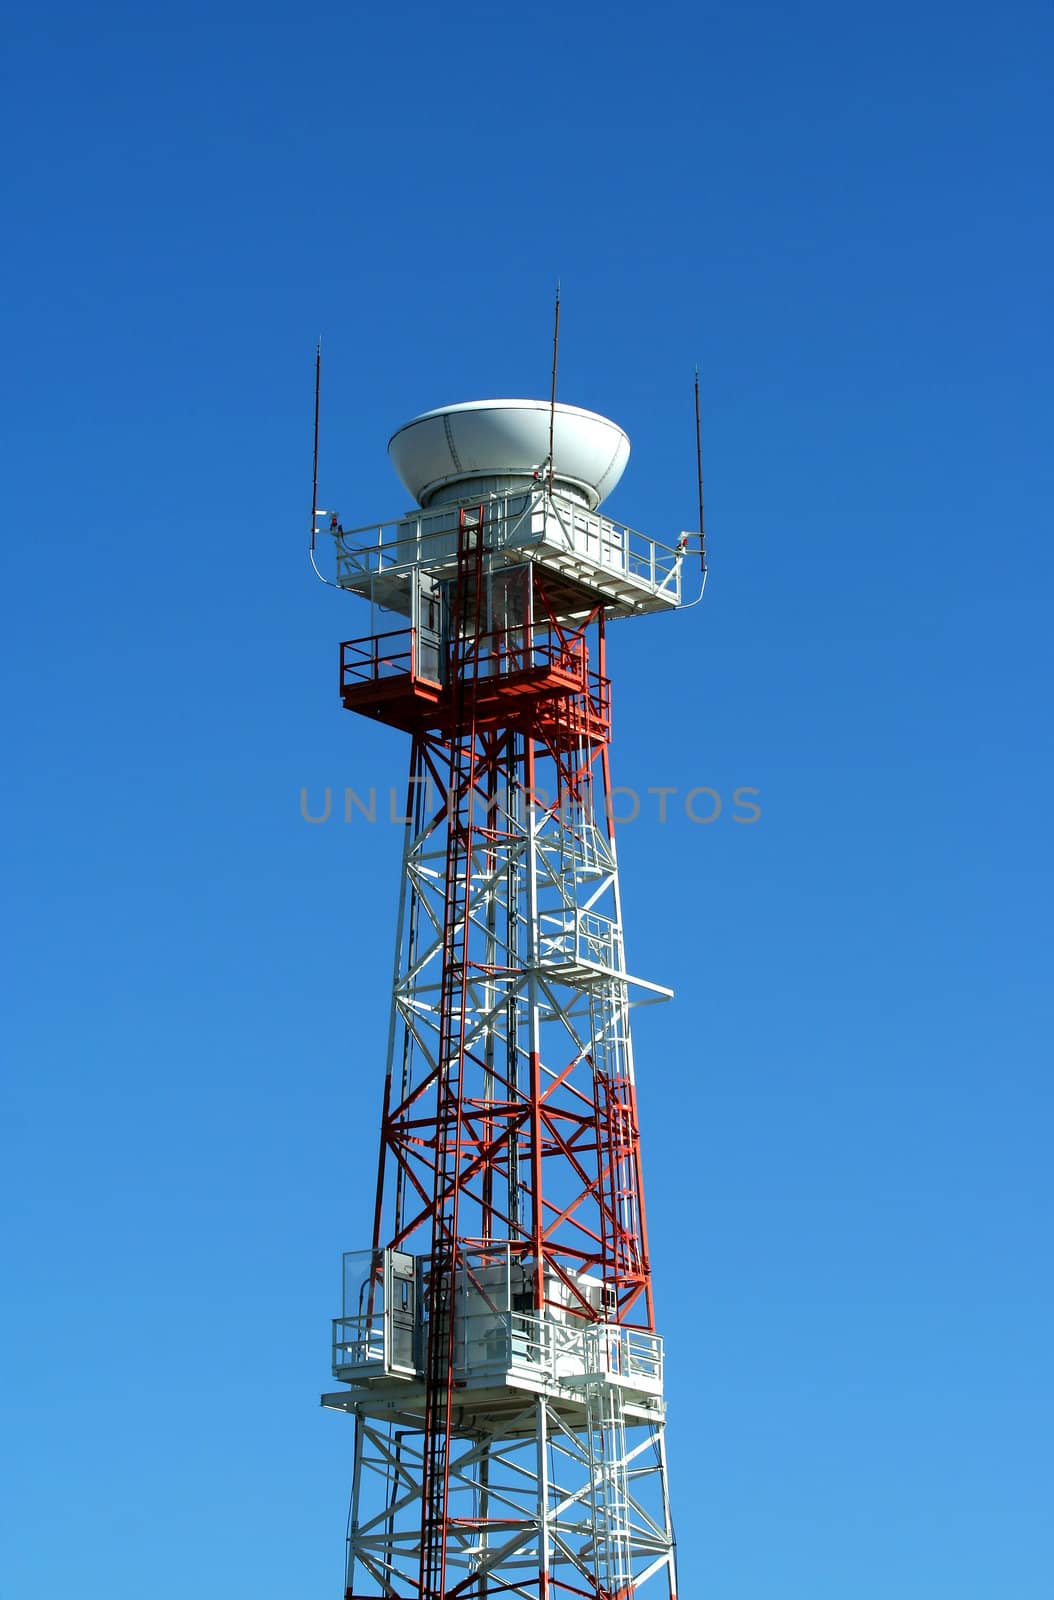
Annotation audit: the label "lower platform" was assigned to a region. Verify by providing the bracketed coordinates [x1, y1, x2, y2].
[328, 1250, 665, 1433]
[321, 1372, 665, 1437]
[338, 627, 611, 739]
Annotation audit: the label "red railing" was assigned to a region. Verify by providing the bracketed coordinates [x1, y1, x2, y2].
[340, 628, 417, 692]
[468, 626, 579, 681]
[339, 623, 610, 727]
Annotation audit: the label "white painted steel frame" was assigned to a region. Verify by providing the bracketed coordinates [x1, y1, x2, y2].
[344, 1394, 676, 1600]
[329, 489, 685, 621]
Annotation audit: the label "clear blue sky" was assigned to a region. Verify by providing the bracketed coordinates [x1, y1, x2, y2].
[2, 1, 1051, 1595]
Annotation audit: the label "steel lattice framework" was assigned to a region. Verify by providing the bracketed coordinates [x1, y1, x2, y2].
[320, 474, 687, 1600]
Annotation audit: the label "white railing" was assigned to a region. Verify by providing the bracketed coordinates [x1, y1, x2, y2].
[537, 908, 619, 973]
[329, 490, 682, 604]
[332, 1313, 385, 1371]
[456, 1310, 663, 1393]
[333, 1307, 663, 1394]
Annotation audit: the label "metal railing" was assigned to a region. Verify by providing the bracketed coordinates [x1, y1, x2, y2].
[332, 1313, 385, 1371]
[339, 628, 417, 690]
[338, 621, 610, 719]
[464, 626, 608, 716]
[333, 1306, 663, 1394]
[332, 490, 682, 604]
[537, 908, 619, 972]
[454, 1310, 663, 1391]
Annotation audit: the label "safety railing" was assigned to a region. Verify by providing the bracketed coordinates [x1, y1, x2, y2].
[338, 621, 610, 722]
[592, 1323, 665, 1388]
[536, 908, 620, 973]
[333, 497, 533, 585]
[333, 1306, 663, 1392]
[540, 500, 667, 590]
[332, 1313, 385, 1372]
[452, 1310, 663, 1392]
[464, 625, 603, 702]
[340, 628, 417, 690]
[331, 490, 682, 605]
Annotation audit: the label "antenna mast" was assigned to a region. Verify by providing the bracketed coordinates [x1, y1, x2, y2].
[547, 283, 561, 496]
[695, 365, 707, 574]
[310, 338, 321, 551]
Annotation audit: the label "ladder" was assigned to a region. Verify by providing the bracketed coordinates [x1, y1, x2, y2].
[419, 506, 488, 1600]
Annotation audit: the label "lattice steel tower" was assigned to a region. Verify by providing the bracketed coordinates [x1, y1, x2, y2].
[316, 392, 699, 1600]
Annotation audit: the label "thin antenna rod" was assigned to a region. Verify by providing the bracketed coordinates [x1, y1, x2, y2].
[547, 283, 561, 497]
[694, 365, 707, 574]
[310, 338, 321, 551]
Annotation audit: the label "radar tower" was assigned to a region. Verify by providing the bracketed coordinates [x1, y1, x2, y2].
[316, 387, 701, 1600]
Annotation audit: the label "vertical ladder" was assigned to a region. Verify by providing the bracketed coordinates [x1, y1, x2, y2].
[582, 1373, 634, 1600]
[420, 506, 488, 1600]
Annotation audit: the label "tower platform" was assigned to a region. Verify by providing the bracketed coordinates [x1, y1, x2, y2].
[338, 622, 611, 740]
[333, 488, 684, 624]
[323, 1246, 665, 1431]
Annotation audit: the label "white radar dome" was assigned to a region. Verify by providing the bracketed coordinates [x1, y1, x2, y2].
[388, 399, 630, 512]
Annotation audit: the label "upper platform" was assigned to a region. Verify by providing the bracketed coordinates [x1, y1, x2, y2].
[389, 399, 630, 511]
[332, 487, 684, 621]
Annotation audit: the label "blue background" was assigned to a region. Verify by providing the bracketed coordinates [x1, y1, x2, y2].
[2, 1, 1051, 1595]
